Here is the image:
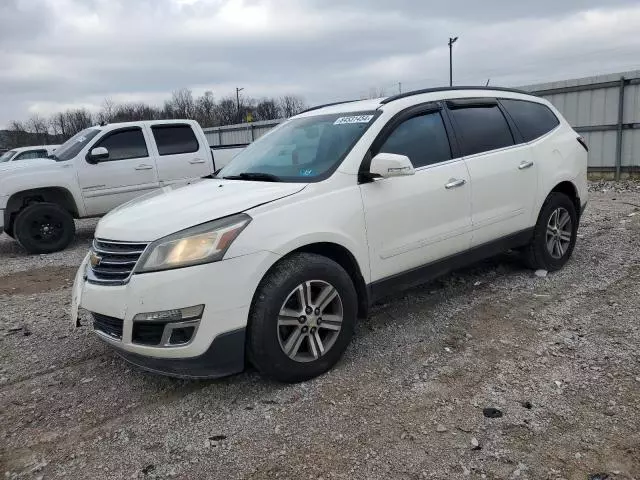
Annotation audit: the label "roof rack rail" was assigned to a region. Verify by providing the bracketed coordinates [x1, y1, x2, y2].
[298, 99, 361, 114]
[380, 86, 532, 104]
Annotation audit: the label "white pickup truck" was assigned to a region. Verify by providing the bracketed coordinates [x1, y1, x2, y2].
[0, 120, 242, 253]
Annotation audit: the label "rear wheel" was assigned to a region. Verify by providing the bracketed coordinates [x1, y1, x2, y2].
[247, 253, 357, 383]
[522, 192, 578, 271]
[14, 203, 75, 254]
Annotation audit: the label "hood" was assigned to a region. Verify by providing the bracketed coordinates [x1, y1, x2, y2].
[0, 158, 54, 174]
[97, 179, 307, 241]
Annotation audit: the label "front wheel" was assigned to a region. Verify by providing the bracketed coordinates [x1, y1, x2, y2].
[522, 192, 578, 271]
[14, 203, 75, 254]
[247, 253, 358, 383]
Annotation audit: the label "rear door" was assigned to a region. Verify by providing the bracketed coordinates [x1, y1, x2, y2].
[149, 123, 211, 185]
[76, 127, 160, 216]
[446, 98, 537, 246]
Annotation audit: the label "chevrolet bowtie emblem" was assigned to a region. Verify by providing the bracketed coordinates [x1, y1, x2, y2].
[90, 252, 102, 267]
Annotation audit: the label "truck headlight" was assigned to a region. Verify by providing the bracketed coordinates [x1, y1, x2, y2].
[136, 214, 251, 273]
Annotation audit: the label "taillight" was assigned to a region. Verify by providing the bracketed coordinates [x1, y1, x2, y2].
[577, 136, 588, 152]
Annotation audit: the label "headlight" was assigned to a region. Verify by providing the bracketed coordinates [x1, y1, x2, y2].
[135, 214, 251, 273]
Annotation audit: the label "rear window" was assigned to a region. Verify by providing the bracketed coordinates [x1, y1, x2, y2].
[14, 149, 48, 161]
[500, 99, 560, 142]
[448, 104, 514, 156]
[152, 125, 199, 155]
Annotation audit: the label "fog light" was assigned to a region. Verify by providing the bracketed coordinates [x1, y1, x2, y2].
[133, 305, 204, 322]
[169, 326, 196, 345]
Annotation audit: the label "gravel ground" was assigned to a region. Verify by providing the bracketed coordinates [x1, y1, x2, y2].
[1, 184, 640, 480]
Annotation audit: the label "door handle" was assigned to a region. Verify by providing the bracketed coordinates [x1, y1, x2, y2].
[445, 178, 466, 189]
[189, 159, 206, 164]
[518, 161, 534, 170]
[135, 164, 153, 170]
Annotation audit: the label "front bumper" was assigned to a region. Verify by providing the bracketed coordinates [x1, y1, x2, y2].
[75, 250, 279, 378]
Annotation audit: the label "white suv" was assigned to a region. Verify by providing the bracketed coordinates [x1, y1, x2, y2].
[72, 87, 588, 382]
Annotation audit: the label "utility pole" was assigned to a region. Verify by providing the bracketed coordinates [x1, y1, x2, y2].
[448, 36, 459, 87]
[236, 87, 244, 123]
[398, 82, 402, 94]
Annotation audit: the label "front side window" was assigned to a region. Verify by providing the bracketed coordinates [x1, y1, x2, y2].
[14, 149, 48, 161]
[500, 99, 560, 142]
[0, 150, 17, 162]
[219, 112, 378, 182]
[448, 104, 514, 156]
[53, 128, 101, 161]
[378, 112, 452, 168]
[94, 128, 148, 162]
[152, 125, 199, 155]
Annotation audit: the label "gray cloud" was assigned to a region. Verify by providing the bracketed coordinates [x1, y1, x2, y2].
[1, 0, 640, 127]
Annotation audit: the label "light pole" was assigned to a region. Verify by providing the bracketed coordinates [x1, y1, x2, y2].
[448, 36, 458, 87]
[236, 87, 244, 123]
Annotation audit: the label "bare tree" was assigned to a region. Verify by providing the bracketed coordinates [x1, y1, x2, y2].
[64, 109, 93, 136]
[97, 98, 116, 124]
[165, 88, 196, 119]
[49, 112, 69, 140]
[26, 114, 50, 144]
[6, 121, 29, 148]
[255, 98, 280, 121]
[279, 95, 306, 118]
[217, 97, 238, 126]
[195, 91, 218, 127]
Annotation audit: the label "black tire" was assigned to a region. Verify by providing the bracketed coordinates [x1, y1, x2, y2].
[247, 253, 358, 383]
[522, 192, 578, 271]
[14, 202, 75, 254]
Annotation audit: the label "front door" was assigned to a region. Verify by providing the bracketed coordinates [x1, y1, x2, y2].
[360, 107, 472, 283]
[77, 127, 159, 216]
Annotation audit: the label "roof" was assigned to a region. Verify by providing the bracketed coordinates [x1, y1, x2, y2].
[10, 144, 59, 152]
[299, 86, 540, 117]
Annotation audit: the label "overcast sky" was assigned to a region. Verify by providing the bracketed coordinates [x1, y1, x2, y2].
[2, 0, 640, 128]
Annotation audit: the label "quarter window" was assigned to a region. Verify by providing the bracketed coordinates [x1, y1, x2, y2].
[94, 128, 148, 161]
[378, 112, 452, 168]
[448, 104, 514, 156]
[500, 99, 560, 142]
[152, 125, 199, 156]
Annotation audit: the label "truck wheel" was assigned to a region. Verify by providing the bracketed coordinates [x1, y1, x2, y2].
[522, 192, 578, 272]
[14, 203, 75, 254]
[247, 253, 357, 383]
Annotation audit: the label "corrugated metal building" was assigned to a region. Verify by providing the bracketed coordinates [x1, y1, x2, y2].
[523, 70, 640, 178]
[204, 70, 640, 178]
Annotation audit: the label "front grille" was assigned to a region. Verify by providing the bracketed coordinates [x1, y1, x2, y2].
[88, 239, 148, 285]
[92, 312, 124, 340]
[132, 321, 165, 346]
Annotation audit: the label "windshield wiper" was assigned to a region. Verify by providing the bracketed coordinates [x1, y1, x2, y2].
[223, 172, 280, 182]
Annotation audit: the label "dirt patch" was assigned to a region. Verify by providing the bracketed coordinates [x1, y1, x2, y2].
[0, 266, 77, 295]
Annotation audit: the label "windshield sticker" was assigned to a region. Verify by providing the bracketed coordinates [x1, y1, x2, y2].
[333, 115, 374, 125]
[76, 136, 86, 143]
[299, 168, 314, 176]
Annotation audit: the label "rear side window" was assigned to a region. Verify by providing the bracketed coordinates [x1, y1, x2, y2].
[448, 104, 514, 156]
[500, 99, 560, 142]
[379, 112, 451, 168]
[95, 128, 148, 161]
[14, 149, 48, 160]
[152, 125, 199, 155]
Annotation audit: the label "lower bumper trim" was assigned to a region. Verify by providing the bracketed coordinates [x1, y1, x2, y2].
[108, 328, 246, 379]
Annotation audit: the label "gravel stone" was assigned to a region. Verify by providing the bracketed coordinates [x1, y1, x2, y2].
[1, 184, 640, 478]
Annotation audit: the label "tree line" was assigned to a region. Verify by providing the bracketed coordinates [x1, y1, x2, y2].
[2, 89, 306, 149]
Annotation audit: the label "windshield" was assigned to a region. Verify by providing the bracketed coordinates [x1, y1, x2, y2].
[52, 128, 101, 161]
[219, 112, 379, 182]
[0, 150, 17, 163]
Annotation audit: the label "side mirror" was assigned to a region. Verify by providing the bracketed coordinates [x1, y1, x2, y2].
[369, 152, 415, 179]
[87, 147, 109, 164]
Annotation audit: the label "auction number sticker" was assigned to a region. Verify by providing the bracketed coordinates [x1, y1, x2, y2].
[334, 115, 374, 125]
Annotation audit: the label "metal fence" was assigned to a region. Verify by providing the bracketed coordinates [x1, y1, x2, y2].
[204, 70, 640, 179]
[523, 70, 640, 179]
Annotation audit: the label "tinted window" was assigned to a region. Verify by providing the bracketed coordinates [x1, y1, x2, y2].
[152, 125, 199, 155]
[448, 105, 514, 156]
[379, 112, 451, 168]
[95, 128, 148, 161]
[14, 149, 48, 161]
[500, 99, 560, 142]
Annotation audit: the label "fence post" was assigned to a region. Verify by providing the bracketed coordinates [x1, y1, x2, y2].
[217, 129, 222, 146]
[250, 124, 255, 142]
[615, 76, 625, 181]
